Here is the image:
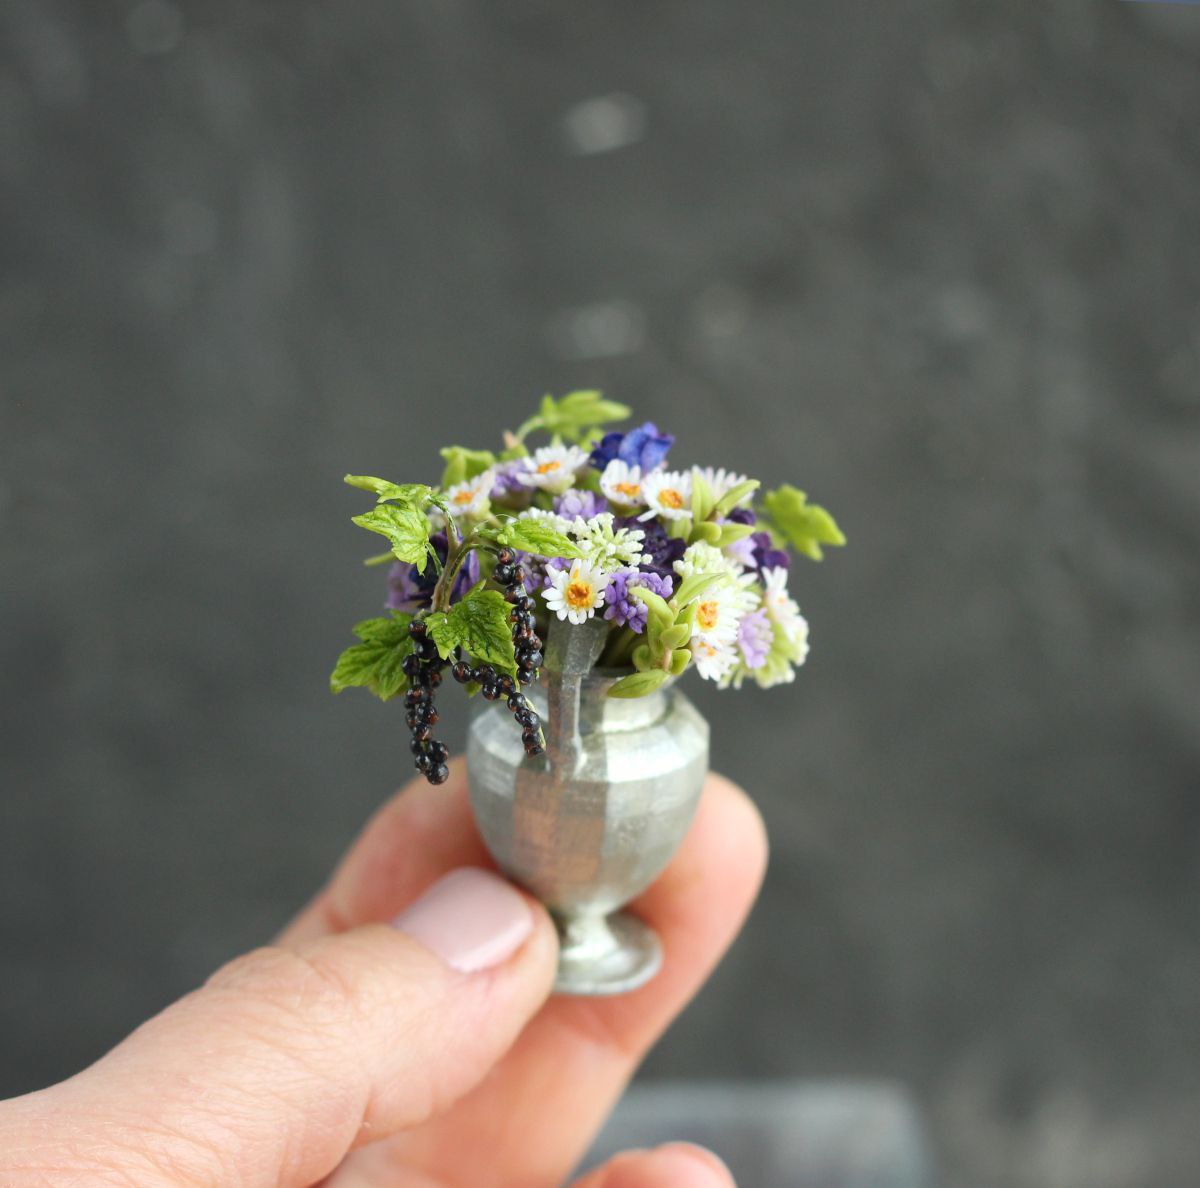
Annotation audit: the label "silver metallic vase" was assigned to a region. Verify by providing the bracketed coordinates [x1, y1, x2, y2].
[467, 617, 709, 995]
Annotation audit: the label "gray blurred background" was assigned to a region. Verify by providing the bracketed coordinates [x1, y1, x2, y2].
[3, 1, 1200, 1185]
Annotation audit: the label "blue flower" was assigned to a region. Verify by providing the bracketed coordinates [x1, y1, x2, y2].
[603, 568, 675, 633]
[589, 421, 675, 472]
[384, 532, 478, 612]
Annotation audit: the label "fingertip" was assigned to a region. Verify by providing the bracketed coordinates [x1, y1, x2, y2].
[702, 770, 770, 889]
[578, 1142, 735, 1187]
[655, 1141, 735, 1183]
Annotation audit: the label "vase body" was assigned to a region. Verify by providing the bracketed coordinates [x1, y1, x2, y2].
[466, 617, 709, 994]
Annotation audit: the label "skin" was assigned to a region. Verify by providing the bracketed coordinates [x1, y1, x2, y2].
[0, 764, 767, 1187]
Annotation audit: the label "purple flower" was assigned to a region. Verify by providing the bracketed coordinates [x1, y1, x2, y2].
[554, 488, 608, 520]
[748, 531, 790, 575]
[627, 516, 686, 583]
[723, 512, 790, 577]
[603, 568, 675, 632]
[490, 460, 531, 505]
[589, 421, 675, 472]
[384, 532, 479, 612]
[738, 608, 773, 670]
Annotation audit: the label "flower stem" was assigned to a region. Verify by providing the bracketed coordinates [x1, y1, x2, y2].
[598, 626, 638, 669]
[431, 521, 471, 613]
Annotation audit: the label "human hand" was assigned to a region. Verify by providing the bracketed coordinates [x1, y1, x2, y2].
[0, 764, 766, 1187]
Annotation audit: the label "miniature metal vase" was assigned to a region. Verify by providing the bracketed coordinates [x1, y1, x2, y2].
[467, 617, 709, 995]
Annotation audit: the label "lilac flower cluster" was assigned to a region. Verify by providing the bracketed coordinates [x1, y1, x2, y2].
[603, 568, 675, 633]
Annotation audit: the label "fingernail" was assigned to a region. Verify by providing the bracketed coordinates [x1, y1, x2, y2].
[392, 867, 533, 973]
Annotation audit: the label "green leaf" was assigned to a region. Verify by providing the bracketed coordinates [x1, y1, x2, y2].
[607, 669, 669, 699]
[439, 446, 496, 488]
[632, 643, 654, 671]
[494, 518, 584, 560]
[668, 648, 692, 676]
[717, 522, 755, 547]
[425, 587, 518, 676]
[762, 484, 846, 561]
[674, 570, 728, 607]
[532, 391, 630, 442]
[659, 623, 691, 651]
[630, 586, 675, 634]
[690, 520, 722, 545]
[691, 471, 715, 525]
[712, 479, 760, 518]
[344, 476, 435, 505]
[330, 613, 414, 700]
[351, 502, 434, 572]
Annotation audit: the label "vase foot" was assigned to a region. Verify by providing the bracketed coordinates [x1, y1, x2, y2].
[552, 909, 662, 996]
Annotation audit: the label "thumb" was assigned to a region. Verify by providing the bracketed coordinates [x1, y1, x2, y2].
[6, 868, 556, 1187]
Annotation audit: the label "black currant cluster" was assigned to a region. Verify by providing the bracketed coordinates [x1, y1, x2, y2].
[405, 548, 547, 786]
[403, 620, 450, 785]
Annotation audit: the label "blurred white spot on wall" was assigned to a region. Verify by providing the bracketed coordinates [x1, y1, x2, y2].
[936, 284, 992, 340]
[694, 283, 751, 339]
[126, 1, 184, 56]
[547, 300, 646, 360]
[561, 93, 647, 156]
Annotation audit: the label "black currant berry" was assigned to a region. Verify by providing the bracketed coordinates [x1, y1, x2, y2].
[428, 763, 450, 785]
[452, 660, 472, 684]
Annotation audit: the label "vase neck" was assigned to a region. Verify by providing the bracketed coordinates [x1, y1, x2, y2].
[538, 619, 671, 769]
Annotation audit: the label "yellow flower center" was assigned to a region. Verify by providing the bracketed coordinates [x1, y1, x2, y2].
[537, 459, 562, 474]
[615, 481, 641, 498]
[696, 600, 720, 630]
[565, 580, 594, 610]
[659, 487, 684, 510]
[452, 489, 475, 504]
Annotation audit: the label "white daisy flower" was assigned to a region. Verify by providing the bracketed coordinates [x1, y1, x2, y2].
[690, 635, 739, 683]
[690, 582, 751, 647]
[569, 512, 649, 568]
[599, 459, 647, 509]
[761, 567, 810, 659]
[638, 469, 692, 521]
[516, 444, 590, 494]
[439, 468, 495, 520]
[692, 466, 751, 504]
[542, 557, 611, 624]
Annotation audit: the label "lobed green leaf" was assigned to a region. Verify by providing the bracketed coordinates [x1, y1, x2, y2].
[494, 518, 584, 560]
[425, 587, 518, 677]
[330, 613, 414, 700]
[762, 484, 846, 561]
[345, 476, 435, 505]
[351, 502, 434, 572]
[439, 446, 496, 489]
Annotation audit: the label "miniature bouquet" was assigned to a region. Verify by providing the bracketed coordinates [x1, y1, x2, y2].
[331, 391, 844, 785]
